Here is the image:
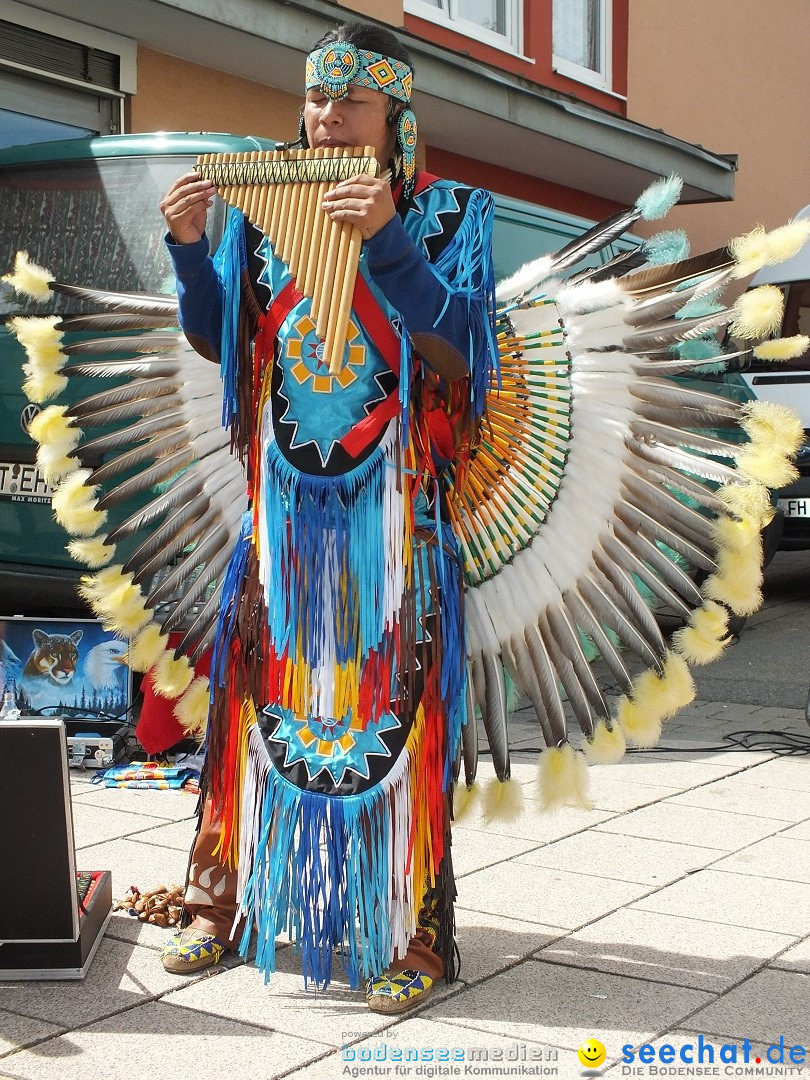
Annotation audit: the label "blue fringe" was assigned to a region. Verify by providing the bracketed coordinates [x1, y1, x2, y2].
[260, 437, 394, 666]
[210, 511, 252, 695]
[213, 209, 246, 431]
[430, 188, 500, 419]
[239, 762, 392, 989]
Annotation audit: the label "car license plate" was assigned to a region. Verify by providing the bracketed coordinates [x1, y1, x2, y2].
[779, 497, 810, 519]
[0, 461, 53, 503]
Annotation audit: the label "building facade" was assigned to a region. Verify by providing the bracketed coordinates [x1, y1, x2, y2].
[1, 0, 744, 235]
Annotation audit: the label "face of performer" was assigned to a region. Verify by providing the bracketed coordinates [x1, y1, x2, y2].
[303, 83, 398, 168]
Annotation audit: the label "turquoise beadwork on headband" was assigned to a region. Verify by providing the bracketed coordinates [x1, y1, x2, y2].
[306, 43, 413, 102]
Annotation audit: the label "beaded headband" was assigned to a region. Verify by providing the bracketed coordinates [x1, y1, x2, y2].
[306, 43, 413, 102]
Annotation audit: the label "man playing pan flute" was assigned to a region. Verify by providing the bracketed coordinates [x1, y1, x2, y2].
[158, 21, 498, 1013]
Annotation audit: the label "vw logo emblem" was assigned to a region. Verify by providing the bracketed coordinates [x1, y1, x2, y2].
[20, 402, 41, 434]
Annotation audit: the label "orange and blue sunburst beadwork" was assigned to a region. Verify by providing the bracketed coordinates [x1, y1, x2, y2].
[286, 314, 365, 392]
[307, 43, 413, 102]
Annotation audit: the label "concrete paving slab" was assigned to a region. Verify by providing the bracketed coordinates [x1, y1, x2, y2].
[713, 834, 810, 883]
[687, 968, 810, 1044]
[671, 776, 810, 821]
[458, 861, 652, 928]
[0, 1011, 63, 1060]
[536, 907, 796, 991]
[586, 774, 681, 813]
[453, 907, 567, 984]
[595, 801, 785, 850]
[516, 830, 720, 886]
[452, 803, 615, 844]
[596, 756, 739, 790]
[782, 819, 810, 840]
[769, 936, 810, 974]
[421, 958, 712, 1053]
[70, 784, 198, 821]
[726, 757, 810, 792]
[160, 943, 459, 1047]
[632, 868, 810, 936]
[0, 999, 331, 1080]
[449, 826, 541, 878]
[70, 802, 168, 849]
[0, 937, 225, 1031]
[127, 817, 197, 852]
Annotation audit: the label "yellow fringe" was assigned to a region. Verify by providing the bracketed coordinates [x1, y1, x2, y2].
[730, 218, 810, 279]
[703, 564, 763, 617]
[584, 720, 627, 765]
[214, 696, 257, 869]
[1, 251, 53, 299]
[729, 285, 784, 339]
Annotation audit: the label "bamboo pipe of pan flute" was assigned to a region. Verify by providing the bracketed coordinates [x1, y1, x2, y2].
[327, 146, 376, 374]
[303, 147, 332, 299]
[311, 148, 339, 330]
[296, 147, 325, 296]
[255, 151, 274, 237]
[280, 148, 309, 266]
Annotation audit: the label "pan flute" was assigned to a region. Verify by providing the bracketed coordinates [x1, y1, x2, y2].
[196, 146, 379, 375]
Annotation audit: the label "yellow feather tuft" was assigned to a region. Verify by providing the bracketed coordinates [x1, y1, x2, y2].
[584, 720, 626, 765]
[67, 536, 116, 568]
[1, 251, 53, 300]
[717, 482, 773, 527]
[729, 285, 784, 340]
[128, 623, 170, 672]
[617, 695, 662, 747]
[79, 565, 151, 637]
[740, 400, 804, 458]
[481, 776, 525, 823]
[536, 743, 594, 811]
[453, 781, 481, 823]
[22, 369, 69, 404]
[153, 651, 194, 699]
[735, 443, 799, 489]
[729, 224, 770, 279]
[51, 469, 107, 536]
[753, 335, 810, 362]
[8, 315, 62, 349]
[27, 405, 80, 455]
[672, 601, 730, 665]
[37, 446, 80, 485]
[703, 564, 763, 616]
[711, 513, 761, 552]
[763, 218, 810, 267]
[174, 676, 210, 736]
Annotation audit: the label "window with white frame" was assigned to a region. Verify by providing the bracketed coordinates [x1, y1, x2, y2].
[552, 0, 611, 90]
[405, 0, 522, 54]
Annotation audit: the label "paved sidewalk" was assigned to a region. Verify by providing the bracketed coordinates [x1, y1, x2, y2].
[1, 701, 809, 1080]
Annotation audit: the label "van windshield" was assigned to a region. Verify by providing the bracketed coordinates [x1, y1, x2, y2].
[0, 154, 227, 317]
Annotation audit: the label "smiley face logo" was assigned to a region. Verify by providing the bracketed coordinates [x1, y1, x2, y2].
[577, 1039, 606, 1069]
